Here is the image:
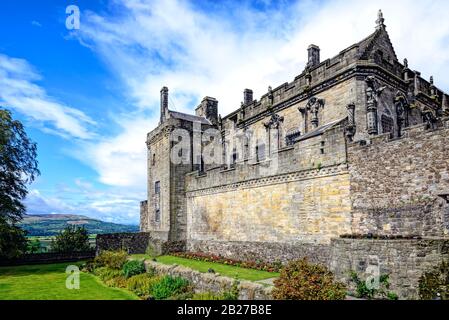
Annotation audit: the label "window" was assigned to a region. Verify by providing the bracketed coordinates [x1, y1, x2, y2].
[152, 154, 156, 166]
[381, 114, 394, 138]
[155, 208, 160, 222]
[155, 181, 160, 194]
[256, 144, 266, 162]
[230, 148, 237, 168]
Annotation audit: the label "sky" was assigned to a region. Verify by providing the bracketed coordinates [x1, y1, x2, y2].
[1, 0, 449, 225]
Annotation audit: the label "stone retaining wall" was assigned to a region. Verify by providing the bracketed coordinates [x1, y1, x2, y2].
[187, 240, 330, 265]
[145, 260, 272, 300]
[96, 232, 185, 255]
[329, 238, 449, 299]
[0, 251, 95, 266]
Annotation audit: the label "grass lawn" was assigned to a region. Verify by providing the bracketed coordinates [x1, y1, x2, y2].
[130, 254, 279, 282]
[0, 263, 138, 300]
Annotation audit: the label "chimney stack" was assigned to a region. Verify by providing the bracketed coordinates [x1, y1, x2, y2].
[195, 97, 218, 126]
[160, 86, 169, 124]
[243, 89, 254, 106]
[307, 45, 320, 68]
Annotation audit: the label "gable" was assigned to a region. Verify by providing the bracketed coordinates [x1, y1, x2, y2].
[359, 28, 398, 63]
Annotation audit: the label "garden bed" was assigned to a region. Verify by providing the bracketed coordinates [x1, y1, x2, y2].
[130, 254, 280, 282]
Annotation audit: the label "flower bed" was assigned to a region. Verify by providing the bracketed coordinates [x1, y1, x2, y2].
[171, 252, 282, 273]
[340, 234, 422, 240]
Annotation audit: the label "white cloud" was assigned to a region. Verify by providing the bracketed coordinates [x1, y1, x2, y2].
[73, 0, 449, 193]
[0, 54, 96, 140]
[21, 0, 448, 224]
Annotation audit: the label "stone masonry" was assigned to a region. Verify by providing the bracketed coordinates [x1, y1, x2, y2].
[137, 11, 449, 298]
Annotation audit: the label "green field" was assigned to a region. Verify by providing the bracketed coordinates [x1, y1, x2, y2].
[131, 255, 279, 282]
[0, 263, 138, 300]
[27, 235, 97, 253]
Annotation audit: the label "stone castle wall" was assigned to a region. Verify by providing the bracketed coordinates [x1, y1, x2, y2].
[185, 122, 351, 250]
[330, 238, 449, 299]
[348, 120, 449, 237]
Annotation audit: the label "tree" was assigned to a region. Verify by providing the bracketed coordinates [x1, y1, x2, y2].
[0, 216, 28, 259]
[0, 108, 39, 224]
[26, 238, 42, 254]
[0, 108, 39, 259]
[50, 226, 91, 253]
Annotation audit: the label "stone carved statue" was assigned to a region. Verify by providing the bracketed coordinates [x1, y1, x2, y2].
[394, 92, 409, 137]
[365, 76, 386, 135]
[267, 86, 274, 107]
[346, 103, 356, 142]
[422, 105, 438, 130]
[306, 97, 325, 129]
[264, 113, 284, 130]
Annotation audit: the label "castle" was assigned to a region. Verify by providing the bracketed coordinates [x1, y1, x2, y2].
[137, 11, 449, 298]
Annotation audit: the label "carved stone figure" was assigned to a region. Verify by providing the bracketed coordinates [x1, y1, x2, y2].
[365, 76, 386, 135]
[395, 92, 409, 137]
[422, 105, 437, 130]
[346, 103, 356, 141]
[264, 113, 284, 130]
[307, 97, 325, 129]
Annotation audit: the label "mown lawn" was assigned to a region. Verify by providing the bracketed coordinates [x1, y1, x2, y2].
[0, 263, 138, 300]
[130, 254, 279, 282]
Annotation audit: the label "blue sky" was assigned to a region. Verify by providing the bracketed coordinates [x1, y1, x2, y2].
[1, 0, 448, 225]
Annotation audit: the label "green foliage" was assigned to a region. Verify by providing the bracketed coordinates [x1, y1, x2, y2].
[419, 260, 449, 300]
[190, 292, 225, 300]
[150, 276, 190, 300]
[273, 259, 347, 300]
[350, 272, 397, 300]
[221, 281, 240, 300]
[94, 250, 128, 270]
[104, 275, 128, 288]
[80, 260, 96, 273]
[126, 274, 162, 298]
[49, 225, 91, 253]
[26, 238, 42, 254]
[122, 260, 146, 278]
[0, 217, 28, 259]
[94, 267, 123, 281]
[0, 108, 40, 225]
[145, 241, 159, 259]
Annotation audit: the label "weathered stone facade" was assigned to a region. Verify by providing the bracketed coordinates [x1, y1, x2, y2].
[139, 12, 449, 298]
[330, 238, 449, 299]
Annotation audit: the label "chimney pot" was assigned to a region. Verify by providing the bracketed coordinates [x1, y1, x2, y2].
[243, 89, 253, 106]
[307, 45, 320, 68]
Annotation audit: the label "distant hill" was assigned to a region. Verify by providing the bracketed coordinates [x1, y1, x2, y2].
[20, 214, 139, 236]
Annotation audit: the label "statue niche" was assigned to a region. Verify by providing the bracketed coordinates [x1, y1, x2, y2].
[298, 97, 325, 133]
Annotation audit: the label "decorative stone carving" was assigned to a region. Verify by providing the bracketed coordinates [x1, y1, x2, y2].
[376, 10, 386, 30]
[422, 105, 438, 130]
[365, 76, 386, 135]
[308, 97, 325, 129]
[395, 92, 409, 137]
[267, 86, 274, 108]
[345, 103, 356, 142]
[264, 113, 284, 130]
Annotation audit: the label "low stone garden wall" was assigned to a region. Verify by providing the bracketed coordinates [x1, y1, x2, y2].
[145, 260, 273, 300]
[187, 240, 330, 265]
[329, 238, 449, 299]
[0, 251, 95, 266]
[96, 232, 185, 255]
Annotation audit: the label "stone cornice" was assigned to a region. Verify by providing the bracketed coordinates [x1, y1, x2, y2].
[186, 163, 348, 197]
[236, 63, 410, 129]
